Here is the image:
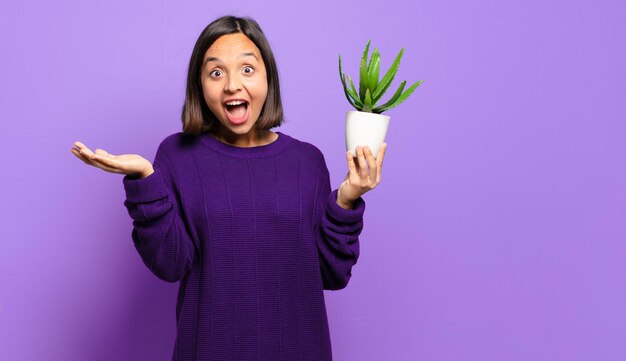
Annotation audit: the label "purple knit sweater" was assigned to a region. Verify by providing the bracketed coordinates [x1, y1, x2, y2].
[122, 131, 366, 361]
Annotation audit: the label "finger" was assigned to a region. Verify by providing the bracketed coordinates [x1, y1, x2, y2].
[73, 141, 91, 155]
[346, 150, 357, 175]
[94, 149, 110, 157]
[363, 146, 378, 183]
[73, 141, 87, 149]
[350, 148, 361, 170]
[90, 152, 120, 169]
[73, 142, 97, 160]
[70, 148, 93, 165]
[71, 147, 99, 165]
[356, 146, 368, 177]
[377, 143, 386, 183]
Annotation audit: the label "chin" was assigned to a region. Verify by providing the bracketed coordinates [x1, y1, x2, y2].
[220, 117, 258, 134]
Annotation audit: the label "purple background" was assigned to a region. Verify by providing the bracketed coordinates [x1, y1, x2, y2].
[1, 0, 625, 360]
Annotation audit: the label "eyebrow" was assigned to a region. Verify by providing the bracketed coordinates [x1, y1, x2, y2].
[204, 52, 258, 67]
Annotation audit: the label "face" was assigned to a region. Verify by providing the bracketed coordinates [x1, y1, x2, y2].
[201, 33, 268, 139]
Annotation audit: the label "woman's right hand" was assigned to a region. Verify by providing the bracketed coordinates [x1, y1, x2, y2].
[70, 141, 154, 179]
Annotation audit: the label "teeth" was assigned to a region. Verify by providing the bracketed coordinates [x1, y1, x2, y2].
[225, 100, 246, 106]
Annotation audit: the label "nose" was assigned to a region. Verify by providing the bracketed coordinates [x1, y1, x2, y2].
[224, 74, 242, 93]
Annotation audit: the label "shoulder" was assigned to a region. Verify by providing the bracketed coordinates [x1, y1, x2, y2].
[150, 132, 204, 171]
[157, 131, 202, 156]
[285, 132, 326, 165]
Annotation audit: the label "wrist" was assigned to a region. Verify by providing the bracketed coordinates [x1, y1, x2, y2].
[336, 188, 354, 210]
[129, 168, 154, 180]
[140, 168, 155, 179]
[336, 199, 354, 210]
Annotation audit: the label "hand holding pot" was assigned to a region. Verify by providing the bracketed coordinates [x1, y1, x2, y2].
[337, 143, 387, 209]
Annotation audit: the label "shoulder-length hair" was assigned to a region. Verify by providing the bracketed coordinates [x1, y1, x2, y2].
[180, 16, 285, 135]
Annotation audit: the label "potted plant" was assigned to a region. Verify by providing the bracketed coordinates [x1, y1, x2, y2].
[339, 40, 424, 159]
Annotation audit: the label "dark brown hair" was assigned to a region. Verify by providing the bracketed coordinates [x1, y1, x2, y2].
[181, 15, 284, 135]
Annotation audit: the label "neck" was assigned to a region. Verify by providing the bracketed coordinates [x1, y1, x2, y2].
[209, 126, 272, 148]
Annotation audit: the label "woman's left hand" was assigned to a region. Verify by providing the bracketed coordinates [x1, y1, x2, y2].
[337, 143, 387, 209]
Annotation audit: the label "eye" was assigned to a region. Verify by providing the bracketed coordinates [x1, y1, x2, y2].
[243, 66, 254, 74]
[209, 69, 222, 78]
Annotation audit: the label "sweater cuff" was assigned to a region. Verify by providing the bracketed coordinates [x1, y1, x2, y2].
[122, 168, 168, 203]
[326, 189, 365, 223]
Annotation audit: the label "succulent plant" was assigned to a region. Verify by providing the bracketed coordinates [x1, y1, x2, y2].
[339, 40, 423, 114]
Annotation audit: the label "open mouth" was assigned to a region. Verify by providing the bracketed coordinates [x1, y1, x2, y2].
[224, 100, 249, 119]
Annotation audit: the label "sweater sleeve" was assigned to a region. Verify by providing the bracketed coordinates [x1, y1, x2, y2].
[314, 157, 366, 291]
[122, 144, 196, 283]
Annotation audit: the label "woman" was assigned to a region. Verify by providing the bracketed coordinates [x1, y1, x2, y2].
[71, 15, 386, 361]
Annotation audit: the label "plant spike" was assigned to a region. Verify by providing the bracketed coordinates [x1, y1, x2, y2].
[340, 73, 359, 110]
[372, 80, 407, 113]
[358, 40, 371, 100]
[372, 47, 405, 104]
[345, 74, 363, 108]
[363, 88, 373, 113]
[347, 75, 359, 101]
[340, 54, 361, 110]
[338, 53, 344, 87]
[374, 80, 424, 113]
[367, 48, 381, 95]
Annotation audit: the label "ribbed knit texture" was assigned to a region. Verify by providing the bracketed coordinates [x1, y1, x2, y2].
[122, 131, 366, 361]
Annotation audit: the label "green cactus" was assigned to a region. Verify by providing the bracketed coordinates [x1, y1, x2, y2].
[339, 40, 423, 114]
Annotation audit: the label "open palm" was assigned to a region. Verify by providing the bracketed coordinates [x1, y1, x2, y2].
[70, 141, 154, 178]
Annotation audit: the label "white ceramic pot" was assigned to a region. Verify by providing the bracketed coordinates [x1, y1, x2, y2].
[345, 110, 389, 159]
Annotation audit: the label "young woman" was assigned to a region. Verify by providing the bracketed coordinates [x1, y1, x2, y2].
[71, 15, 386, 361]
